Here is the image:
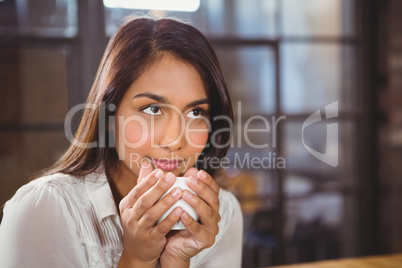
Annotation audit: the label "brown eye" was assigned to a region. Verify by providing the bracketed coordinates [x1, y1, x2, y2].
[151, 106, 160, 114]
[142, 105, 163, 115]
[186, 108, 204, 119]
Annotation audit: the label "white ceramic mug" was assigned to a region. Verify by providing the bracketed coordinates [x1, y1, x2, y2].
[157, 177, 199, 230]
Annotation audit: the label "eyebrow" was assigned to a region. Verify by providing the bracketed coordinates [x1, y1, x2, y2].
[133, 92, 209, 110]
[133, 92, 167, 103]
[186, 99, 209, 109]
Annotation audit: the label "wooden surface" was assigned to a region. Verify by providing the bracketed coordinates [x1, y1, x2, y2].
[271, 254, 402, 268]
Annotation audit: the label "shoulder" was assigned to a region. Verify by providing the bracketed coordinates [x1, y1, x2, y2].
[4, 173, 86, 212]
[0, 173, 91, 267]
[19, 172, 80, 190]
[1, 172, 94, 238]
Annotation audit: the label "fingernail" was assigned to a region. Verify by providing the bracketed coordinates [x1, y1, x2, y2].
[154, 169, 164, 179]
[182, 211, 189, 219]
[175, 207, 182, 216]
[189, 176, 198, 185]
[183, 191, 193, 199]
[171, 188, 181, 197]
[198, 170, 207, 180]
[165, 172, 175, 182]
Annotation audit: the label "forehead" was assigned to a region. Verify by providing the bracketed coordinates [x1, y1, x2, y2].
[125, 54, 208, 104]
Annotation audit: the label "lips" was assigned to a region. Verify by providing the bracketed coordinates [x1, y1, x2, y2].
[151, 158, 183, 171]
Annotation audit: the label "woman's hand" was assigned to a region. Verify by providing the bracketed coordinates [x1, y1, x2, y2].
[117, 162, 184, 268]
[160, 168, 221, 267]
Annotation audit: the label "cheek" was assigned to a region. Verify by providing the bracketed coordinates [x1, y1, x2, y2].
[186, 127, 209, 153]
[114, 119, 151, 174]
[125, 121, 149, 145]
[115, 118, 151, 154]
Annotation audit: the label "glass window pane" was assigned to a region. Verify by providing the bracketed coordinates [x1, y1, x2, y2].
[232, 117, 277, 151]
[104, 0, 278, 38]
[104, 7, 129, 37]
[281, 43, 356, 114]
[283, 120, 357, 184]
[104, 7, 195, 37]
[0, 131, 69, 207]
[281, 0, 355, 36]
[220, 169, 277, 208]
[0, 46, 69, 124]
[0, 0, 78, 37]
[203, 0, 277, 37]
[216, 46, 276, 116]
[286, 191, 343, 226]
[284, 191, 353, 262]
[223, 114, 280, 175]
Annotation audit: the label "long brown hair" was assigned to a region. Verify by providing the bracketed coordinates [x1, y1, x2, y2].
[43, 17, 233, 179]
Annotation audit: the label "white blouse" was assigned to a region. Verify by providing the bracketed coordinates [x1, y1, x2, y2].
[0, 172, 243, 268]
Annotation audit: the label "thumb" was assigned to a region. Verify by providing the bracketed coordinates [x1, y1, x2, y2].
[137, 159, 154, 184]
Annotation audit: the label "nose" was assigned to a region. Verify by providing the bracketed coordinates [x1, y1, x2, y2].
[159, 113, 185, 151]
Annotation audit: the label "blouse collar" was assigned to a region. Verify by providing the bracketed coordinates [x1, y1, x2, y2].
[84, 172, 119, 222]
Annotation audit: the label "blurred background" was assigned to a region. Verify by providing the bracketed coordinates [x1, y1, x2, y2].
[0, 0, 401, 267]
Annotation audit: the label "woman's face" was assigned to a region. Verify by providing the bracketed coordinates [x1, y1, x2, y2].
[114, 54, 210, 180]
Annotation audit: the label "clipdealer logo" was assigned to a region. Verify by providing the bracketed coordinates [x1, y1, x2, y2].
[302, 101, 339, 167]
[63, 101, 339, 169]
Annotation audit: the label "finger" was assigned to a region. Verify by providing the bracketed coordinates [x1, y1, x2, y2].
[138, 159, 155, 184]
[132, 172, 176, 220]
[181, 211, 202, 233]
[183, 167, 198, 178]
[182, 189, 220, 231]
[186, 176, 220, 212]
[151, 206, 183, 238]
[196, 170, 220, 195]
[119, 169, 164, 213]
[140, 187, 183, 230]
[180, 211, 216, 247]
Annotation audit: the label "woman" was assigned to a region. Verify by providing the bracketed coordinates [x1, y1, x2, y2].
[0, 17, 243, 268]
